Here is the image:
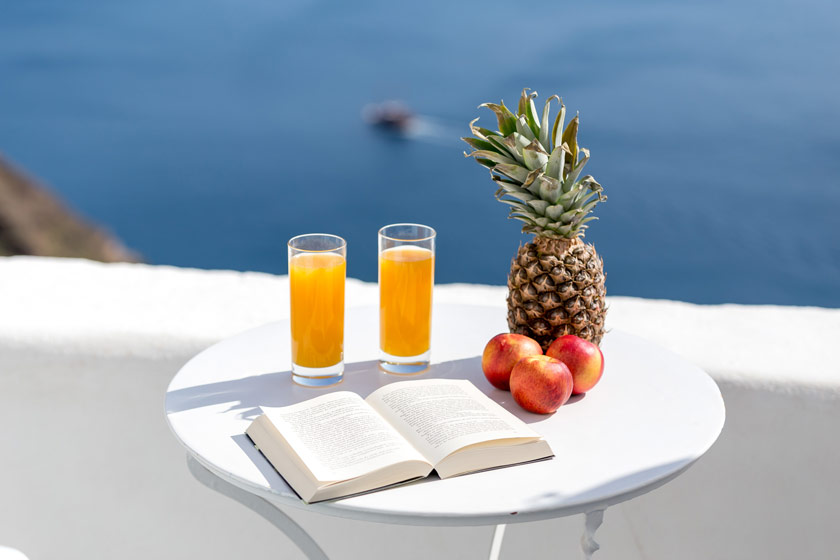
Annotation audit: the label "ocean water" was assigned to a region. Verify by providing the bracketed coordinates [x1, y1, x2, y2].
[1, 0, 838, 307]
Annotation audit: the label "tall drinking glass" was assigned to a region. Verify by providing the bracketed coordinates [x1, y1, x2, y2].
[378, 224, 435, 374]
[288, 234, 346, 387]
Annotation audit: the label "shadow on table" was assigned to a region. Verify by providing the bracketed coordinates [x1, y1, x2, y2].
[230, 432, 300, 493]
[171, 356, 697, 522]
[211, 434, 693, 523]
[165, 356, 578, 424]
[525, 457, 694, 513]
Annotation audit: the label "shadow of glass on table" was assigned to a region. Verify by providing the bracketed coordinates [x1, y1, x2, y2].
[165, 356, 584, 424]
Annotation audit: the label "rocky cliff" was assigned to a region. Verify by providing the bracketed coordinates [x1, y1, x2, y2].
[0, 155, 140, 262]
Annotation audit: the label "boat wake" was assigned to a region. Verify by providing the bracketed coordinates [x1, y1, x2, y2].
[362, 101, 462, 146]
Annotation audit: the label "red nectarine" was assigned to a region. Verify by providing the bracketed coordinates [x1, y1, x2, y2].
[509, 355, 573, 414]
[546, 335, 604, 394]
[481, 333, 543, 391]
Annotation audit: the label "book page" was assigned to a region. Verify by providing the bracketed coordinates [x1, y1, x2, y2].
[260, 391, 429, 483]
[366, 379, 540, 466]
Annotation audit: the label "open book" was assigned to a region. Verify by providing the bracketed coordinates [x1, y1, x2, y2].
[245, 378, 553, 503]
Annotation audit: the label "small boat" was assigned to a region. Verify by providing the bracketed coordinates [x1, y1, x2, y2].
[362, 100, 414, 132]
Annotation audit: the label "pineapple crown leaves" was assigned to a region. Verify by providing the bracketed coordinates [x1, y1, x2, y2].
[463, 88, 606, 239]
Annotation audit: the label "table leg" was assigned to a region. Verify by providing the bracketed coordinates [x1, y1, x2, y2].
[580, 508, 605, 560]
[487, 524, 506, 560]
[187, 456, 329, 560]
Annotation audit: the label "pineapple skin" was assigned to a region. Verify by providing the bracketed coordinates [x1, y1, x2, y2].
[507, 236, 606, 351]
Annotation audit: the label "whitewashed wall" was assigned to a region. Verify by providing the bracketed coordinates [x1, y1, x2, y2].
[1, 256, 838, 559]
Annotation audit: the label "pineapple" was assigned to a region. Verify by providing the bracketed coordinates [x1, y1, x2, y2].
[463, 89, 607, 349]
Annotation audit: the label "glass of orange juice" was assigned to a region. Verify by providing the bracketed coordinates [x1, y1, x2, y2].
[288, 233, 346, 387]
[378, 224, 435, 374]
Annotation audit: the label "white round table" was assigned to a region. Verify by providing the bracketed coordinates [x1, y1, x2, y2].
[165, 304, 724, 559]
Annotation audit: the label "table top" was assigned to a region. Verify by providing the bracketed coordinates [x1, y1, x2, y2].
[165, 304, 725, 526]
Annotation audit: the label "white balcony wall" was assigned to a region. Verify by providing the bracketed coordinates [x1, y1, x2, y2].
[1, 256, 838, 559]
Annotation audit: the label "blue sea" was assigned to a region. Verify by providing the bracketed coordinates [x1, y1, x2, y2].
[1, 0, 838, 307]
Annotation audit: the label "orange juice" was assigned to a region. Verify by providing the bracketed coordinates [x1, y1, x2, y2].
[289, 252, 345, 368]
[379, 246, 434, 357]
